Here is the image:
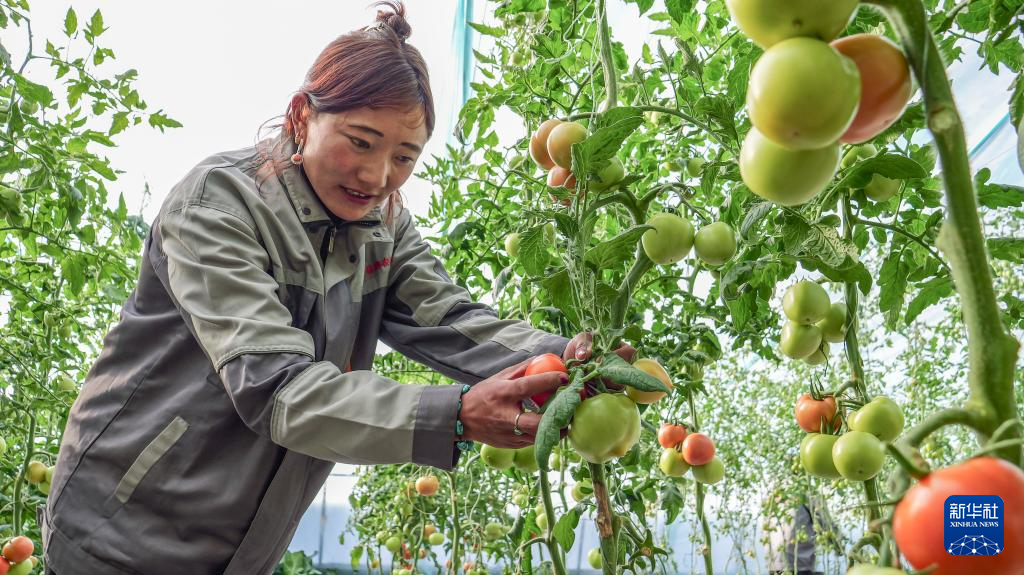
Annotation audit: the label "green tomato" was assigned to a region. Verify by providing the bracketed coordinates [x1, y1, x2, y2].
[641, 213, 694, 265]
[693, 222, 737, 266]
[686, 157, 706, 178]
[588, 548, 603, 569]
[548, 451, 562, 470]
[571, 480, 593, 502]
[484, 522, 505, 541]
[8, 560, 33, 575]
[591, 157, 625, 191]
[45, 465, 54, 483]
[725, 0, 859, 48]
[864, 174, 901, 202]
[803, 342, 829, 366]
[19, 99, 39, 115]
[429, 532, 445, 545]
[740, 128, 840, 206]
[663, 159, 684, 172]
[779, 322, 823, 360]
[0, 436, 6, 457]
[832, 431, 886, 481]
[783, 280, 831, 324]
[659, 447, 691, 477]
[511, 51, 529, 67]
[512, 493, 529, 507]
[568, 393, 641, 464]
[848, 397, 904, 442]
[480, 444, 515, 470]
[800, 433, 841, 479]
[535, 511, 548, 530]
[385, 536, 402, 553]
[513, 445, 539, 473]
[748, 38, 861, 150]
[376, 530, 390, 544]
[816, 302, 848, 343]
[846, 565, 906, 575]
[691, 457, 725, 484]
[841, 144, 878, 169]
[504, 233, 522, 259]
[0, 187, 23, 213]
[59, 375, 77, 393]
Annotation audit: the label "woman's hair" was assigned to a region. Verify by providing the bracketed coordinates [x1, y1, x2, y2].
[257, 1, 434, 222]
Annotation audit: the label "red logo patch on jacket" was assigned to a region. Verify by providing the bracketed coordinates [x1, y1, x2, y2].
[365, 257, 391, 276]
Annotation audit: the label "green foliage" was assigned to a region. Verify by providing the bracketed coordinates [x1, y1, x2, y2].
[0, 0, 178, 548]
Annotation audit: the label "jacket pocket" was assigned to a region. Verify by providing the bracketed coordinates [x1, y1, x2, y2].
[101, 416, 189, 517]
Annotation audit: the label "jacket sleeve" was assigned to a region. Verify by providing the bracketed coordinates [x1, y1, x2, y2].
[379, 209, 570, 384]
[155, 170, 460, 470]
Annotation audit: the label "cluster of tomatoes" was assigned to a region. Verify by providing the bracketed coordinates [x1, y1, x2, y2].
[528, 118, 625, 203]
[656, 422, 724, 485]
[727, 0, 913, 207]
[796, 393, 904, 483]
[778, 280, 846, 364]
[640, 211, 739, 270]
[0, 536, 36, 575]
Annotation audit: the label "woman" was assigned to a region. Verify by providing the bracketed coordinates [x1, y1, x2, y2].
[40, 4, 622, 574]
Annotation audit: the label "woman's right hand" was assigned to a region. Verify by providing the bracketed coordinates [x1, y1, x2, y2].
[458, 359, 569, 448]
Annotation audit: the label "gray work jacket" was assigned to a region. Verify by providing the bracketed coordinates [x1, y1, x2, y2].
[41, 136, 567, 575]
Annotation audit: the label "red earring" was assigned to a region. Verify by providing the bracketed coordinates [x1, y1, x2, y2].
[291, 136, 304, 165]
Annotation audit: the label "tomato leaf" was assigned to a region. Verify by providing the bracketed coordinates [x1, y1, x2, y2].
[740, 201, 773, 240]
[595, 353, 670, 393]
[834, 154, 928, 190]
[905, 277, 954, 324]
[584, 225, 652, 270]
[468, 22, 505, 37]
[534, 376, 585, 471]
[518, 225, 550, 276]
[582, 116, 644, 165]
[552, 507, 580, 550]
[539, 269, 581, 329]
[987, 237, 1024, 263]
[593, 106, 643, 132]
[878, 251, 911, 328]
[975, 171, 1024, 208]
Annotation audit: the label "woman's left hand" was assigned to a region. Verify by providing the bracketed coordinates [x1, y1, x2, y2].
[563, 332, 636, 364]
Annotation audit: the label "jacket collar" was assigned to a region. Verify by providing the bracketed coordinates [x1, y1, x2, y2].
[277, 135, 383, 228]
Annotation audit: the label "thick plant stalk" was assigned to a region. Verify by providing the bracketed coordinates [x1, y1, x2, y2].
[588, 462, 617, 575]
[446, 472, 462, 574]
[841, 195, 884, 530]
[537, 471, 568, 575]
[867, 0, 1021, 464]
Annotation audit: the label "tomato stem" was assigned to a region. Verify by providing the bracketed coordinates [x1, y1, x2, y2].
[537, 469, 568, 575]
[866, 0, 1022, 465]
[445, 471, 461, 575]
[900, 406, 980, 448]
[886, 443, 930, 480]
[596, 0, 617, 110]
[588, 462, 617, 575]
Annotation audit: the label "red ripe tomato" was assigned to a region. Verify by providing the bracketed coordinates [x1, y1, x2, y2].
[832, 34, 913, 144]
[0, 557, 9, 575]
[0, 537, 32, 564]
[794, 394, 839, 433]
[525, 353, 569, 406]
[894, 457, 1024, 574]
[658, 423, 687, 449]
[681, 433, 715, 466]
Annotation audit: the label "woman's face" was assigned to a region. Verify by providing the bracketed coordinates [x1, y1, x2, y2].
[297, 104, 428, 221]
